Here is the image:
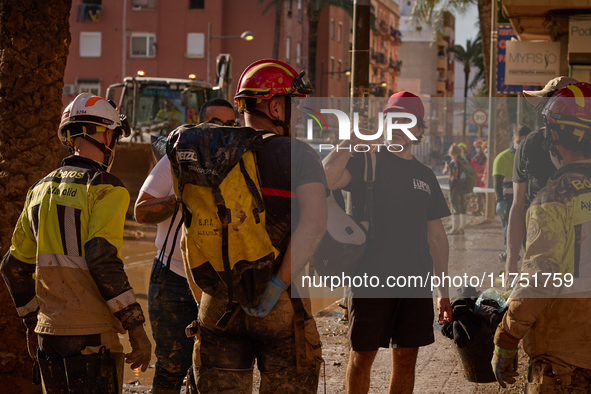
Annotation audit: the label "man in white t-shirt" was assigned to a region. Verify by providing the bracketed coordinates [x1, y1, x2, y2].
[134, 98, 236, 394]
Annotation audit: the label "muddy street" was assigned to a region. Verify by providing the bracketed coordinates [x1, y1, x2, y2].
[119, 215, 523, 393]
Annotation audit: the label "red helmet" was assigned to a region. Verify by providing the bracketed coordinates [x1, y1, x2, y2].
[542, 82, 591, 146]
[234, 59, 313, 112]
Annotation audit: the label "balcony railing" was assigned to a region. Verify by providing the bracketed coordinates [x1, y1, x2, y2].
[389, 28, 403, 45]
[389, 59, 402, 74]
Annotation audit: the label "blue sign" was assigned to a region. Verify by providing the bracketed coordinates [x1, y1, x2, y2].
[497, 24, 536, 94]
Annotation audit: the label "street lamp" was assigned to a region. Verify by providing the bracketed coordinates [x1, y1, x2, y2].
[319, 67, 351, 96]
[207, 22, 254, 84]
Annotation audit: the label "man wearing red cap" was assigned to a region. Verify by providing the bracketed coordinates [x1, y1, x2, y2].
[324, 91, 452, 394]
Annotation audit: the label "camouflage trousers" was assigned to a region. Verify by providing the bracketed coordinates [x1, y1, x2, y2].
[190, 292, 322, 393]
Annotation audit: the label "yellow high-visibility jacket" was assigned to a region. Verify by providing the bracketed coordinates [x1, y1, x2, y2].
[495, 161, 591, 373]
[1, 155, 145, 336]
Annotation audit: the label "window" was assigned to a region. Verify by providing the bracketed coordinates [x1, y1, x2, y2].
[189, 0, 204, 9]
[296, 42, 302, 66]
[132, 0, 156, 9]
[338, 22, 342, 42]
[286, 37, 291, 61]
[187, 33, 205, 57]
[330, 57, 334, 79]
[79, 32, 101, 57]
[297, 0, 302, 21]
[77, 81, 100, 96]
[287, 0, 292, 17]
[331, 19, 335, 40]
[131, 33, 155, 57]
[338, 60, 342, 81]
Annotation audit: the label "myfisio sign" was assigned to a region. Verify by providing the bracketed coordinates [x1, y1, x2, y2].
[303, 108, 417, 153]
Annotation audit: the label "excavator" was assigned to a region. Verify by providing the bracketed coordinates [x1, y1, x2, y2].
[102, 54, 233, 213]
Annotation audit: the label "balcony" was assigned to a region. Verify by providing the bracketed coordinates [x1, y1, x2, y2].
[436, 80, 447, 93]
[389, 28, 403, 46]
[378, 20, 389, 38]
[389, 59, 402, 76]
[436, 57, 447, 71]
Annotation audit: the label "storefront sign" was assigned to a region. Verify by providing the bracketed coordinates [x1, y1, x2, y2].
[569, 18, 591, 53]
[505, 41, 561, 85]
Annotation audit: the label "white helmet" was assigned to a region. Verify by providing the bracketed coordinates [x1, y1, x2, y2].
[58, 93, 130, 143]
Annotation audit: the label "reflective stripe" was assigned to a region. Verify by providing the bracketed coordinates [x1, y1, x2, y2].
[17, 298, 39, 318]
[38, 254, 88, 270]
[63, 206, 79, 257]
[106, 289, 137, 313]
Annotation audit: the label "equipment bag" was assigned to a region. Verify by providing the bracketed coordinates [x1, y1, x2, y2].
[458, 156, 477, 193]
[167, 123, 279, 327]
[312, 152, 375, 277]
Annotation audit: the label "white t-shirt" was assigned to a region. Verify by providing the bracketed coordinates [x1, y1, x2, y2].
[139, 156, 185, 277]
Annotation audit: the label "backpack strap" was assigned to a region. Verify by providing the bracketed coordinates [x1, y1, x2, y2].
[152, 199, 185, 302]
[239, 158, 265, 223]
[363, 152, 376, 239]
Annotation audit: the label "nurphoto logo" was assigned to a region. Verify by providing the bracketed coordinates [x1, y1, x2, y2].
[303, 108, 418, 153]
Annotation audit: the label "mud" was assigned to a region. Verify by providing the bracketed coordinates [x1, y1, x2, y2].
[120, 215, 528, 393]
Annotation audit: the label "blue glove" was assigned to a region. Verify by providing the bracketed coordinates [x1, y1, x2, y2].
[246, 275, 288, 318]
[491, 345, 519, 388]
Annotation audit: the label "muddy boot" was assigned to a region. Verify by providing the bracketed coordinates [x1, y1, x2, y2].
[446, 215, 462, 235]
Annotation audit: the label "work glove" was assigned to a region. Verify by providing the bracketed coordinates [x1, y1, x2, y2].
[126, 325, 152, 372]
[22, 314, 38, 359]
[244, 275, 288, 318]
[491, 345, 519, 388]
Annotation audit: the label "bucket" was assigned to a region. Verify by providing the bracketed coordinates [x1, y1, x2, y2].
[454, 327, 497, 383]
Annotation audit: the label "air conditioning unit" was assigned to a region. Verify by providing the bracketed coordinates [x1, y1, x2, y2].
[63, 84, 76, 95]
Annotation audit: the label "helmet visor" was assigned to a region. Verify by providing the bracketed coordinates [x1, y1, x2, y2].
[292, 71, 314, 96]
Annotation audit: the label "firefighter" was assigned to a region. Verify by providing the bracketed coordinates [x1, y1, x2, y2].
[1, 93, 151, 394]
[492, 82, 591, 392]
[189, 59, 327, 392]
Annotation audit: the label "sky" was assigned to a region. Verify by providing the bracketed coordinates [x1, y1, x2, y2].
[454, 3, 480, 48]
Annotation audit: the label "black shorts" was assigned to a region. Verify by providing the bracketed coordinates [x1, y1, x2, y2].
[348, 297, 435, 351]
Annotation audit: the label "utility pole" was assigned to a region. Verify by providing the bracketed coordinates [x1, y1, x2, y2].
[350, 0, 371, 126]
[486, 0, 498, 218]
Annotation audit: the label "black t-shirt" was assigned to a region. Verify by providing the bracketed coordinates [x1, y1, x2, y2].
[255, 135, 327, 251]
[512, 129, 557, 209]
[344, 151, 450, 280]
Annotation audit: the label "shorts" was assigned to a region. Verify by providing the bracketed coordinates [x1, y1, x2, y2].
[348, 297, 435, 351]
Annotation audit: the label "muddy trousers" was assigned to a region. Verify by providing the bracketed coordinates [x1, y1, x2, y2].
[525, 359, 591, 393]
[192, 293, 322, 393]
[148, 260, 198, 392]
[37, 333, 125, 394]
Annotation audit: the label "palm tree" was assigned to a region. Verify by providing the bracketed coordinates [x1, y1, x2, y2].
[447, 35, 482, 135]
[258, 0, 284, 59]
[409, 0, 512, 157]
[0, 1, 71, 391]
[306, 0, 353, 93]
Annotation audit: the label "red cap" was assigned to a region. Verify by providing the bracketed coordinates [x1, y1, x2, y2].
[384, 91, 425, 119]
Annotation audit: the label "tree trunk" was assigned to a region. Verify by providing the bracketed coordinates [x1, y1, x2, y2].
[0, 1, 71, 392]
[272, 0, 282, 59]
[478, 0, 491, 92]
[308, 8, 320, 94]
[463, 65, 469, 136]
